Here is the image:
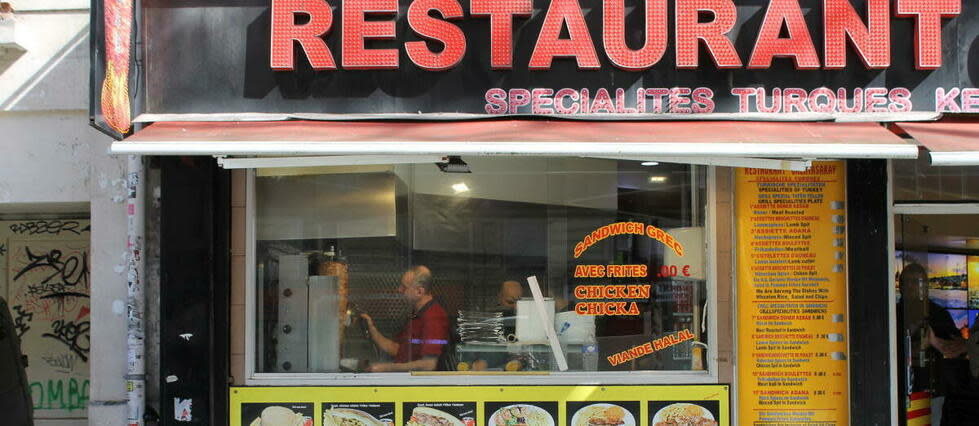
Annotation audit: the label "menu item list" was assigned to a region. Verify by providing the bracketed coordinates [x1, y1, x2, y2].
[735, 162, 849, 425]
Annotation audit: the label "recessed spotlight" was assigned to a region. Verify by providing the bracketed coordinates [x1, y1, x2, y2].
[437, 156, 471, 173]
[451, 183, 470, 193]
[641, 161, 660, 166]
[649, 176, 667, 183]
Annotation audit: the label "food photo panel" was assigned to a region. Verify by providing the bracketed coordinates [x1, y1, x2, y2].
[241, 403, 314, 426]
[647, 401, 719, 426]
[324, 402, 395, 426]
[403, 402, 477, 426]
[484, 402, 558, 426]
[566, 401, 639, 426]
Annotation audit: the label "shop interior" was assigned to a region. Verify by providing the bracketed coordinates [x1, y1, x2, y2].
[896, 213, 979, 424]
[251, 158, 709, 375]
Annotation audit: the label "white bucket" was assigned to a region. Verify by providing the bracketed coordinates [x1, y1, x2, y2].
[515, 298, 555, 343]
[554, 311, 596, 344]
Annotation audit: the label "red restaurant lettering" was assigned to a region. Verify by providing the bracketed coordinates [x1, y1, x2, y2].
[269, 0, 961, 71]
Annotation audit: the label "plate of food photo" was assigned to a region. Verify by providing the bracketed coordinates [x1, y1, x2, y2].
[248, 406, 313, 426]
[651, 403, 716, 426]
[324, 408, 385, 426]
[489, 404, 555, 426]
[571, 404, 634, 426]
[406, 407, 466, 426]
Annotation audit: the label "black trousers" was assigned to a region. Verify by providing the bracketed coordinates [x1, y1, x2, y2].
[937, 358, 979, 426]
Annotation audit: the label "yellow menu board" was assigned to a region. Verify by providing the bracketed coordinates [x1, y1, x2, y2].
[231, 385, 729, 426]
[968, 256, 979, 309]
[735, 162, 849, 425]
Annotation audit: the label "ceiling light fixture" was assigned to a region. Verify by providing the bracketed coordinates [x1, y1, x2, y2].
[649, 176, 667, 183]
[641, 161, 660, 166]
[451, 183, 470, 193]
[437, 156, 471, 173]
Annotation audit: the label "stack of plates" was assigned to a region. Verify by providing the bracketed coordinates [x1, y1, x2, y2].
[457, 311, 505, 343]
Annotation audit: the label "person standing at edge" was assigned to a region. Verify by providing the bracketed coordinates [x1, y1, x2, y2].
[360, 265, 449, 372]
[0, 296, 32, 426]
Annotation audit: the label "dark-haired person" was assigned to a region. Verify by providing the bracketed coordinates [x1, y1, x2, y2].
[902, 263, 979, 425]
[925, 304, 979, 425]
[0, 297, 31, 426]
[359, 265, 449, 372]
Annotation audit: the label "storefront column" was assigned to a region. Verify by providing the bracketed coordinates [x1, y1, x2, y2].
[88, 136, 131, 426]
[159, 158, 230, 426]
[846, 159, 892, 425]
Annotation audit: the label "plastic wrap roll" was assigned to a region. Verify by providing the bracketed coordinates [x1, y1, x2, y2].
[317, 260, 348, 352]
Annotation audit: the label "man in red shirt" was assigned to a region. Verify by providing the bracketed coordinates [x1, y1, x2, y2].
[360, 265, 449, 372]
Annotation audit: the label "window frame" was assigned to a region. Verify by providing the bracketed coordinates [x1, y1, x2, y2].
[244, 162, 720, 386]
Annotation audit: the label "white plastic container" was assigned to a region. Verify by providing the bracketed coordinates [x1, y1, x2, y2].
[554, 311, 596, 344]
[515, 297, 555, 343]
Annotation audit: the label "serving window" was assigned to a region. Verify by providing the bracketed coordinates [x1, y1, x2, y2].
[249, 157, 711, 379]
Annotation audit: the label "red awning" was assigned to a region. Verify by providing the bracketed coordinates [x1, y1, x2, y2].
[896, 121, 979, 166]
[112, 120, 916, 159]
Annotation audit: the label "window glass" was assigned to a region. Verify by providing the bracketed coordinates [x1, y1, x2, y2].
[893, 149, 979, 202]
[253, 158, 708, 374]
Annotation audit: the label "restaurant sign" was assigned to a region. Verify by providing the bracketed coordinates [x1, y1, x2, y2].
[95, 0, 979, 124]
[272, 0, 954, 72]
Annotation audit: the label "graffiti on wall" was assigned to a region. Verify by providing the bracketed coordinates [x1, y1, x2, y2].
[8, 220, 89, 236]
[5, 232, 91, 416]
[29, 378, 90, 411]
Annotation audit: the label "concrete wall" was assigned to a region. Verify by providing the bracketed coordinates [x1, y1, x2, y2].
[85, 140, 129, 426]
[230, 170, 247, 385]
[0, 2, 130, 426]
[0, 111, 93, 204]
[714, 168, 735, 384]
